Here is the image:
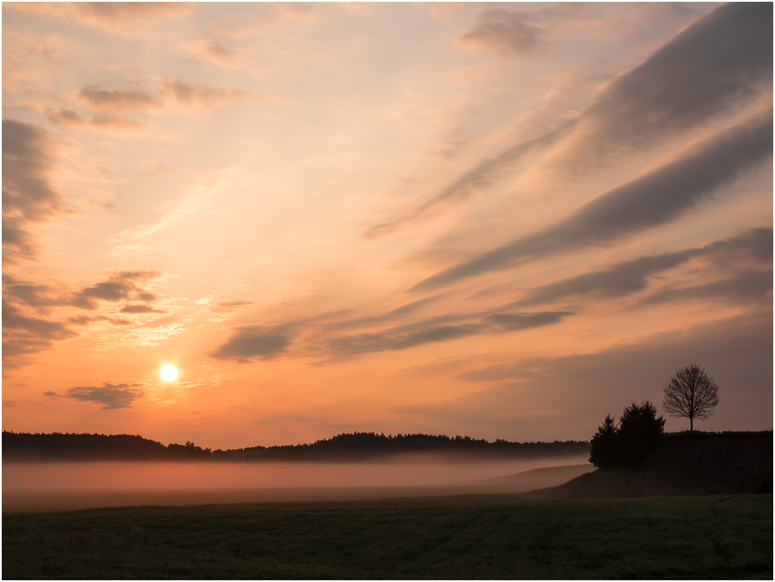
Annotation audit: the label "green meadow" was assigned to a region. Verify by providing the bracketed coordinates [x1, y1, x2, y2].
[3, 493, 771, 579]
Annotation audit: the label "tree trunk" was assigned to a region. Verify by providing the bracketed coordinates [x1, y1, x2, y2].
[690, 417, 693, 431]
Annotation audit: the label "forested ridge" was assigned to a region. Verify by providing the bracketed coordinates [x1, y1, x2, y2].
[2, 431, 589, 462]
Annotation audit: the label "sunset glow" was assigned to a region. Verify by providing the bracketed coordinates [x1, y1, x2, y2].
[160, 365, 178, 383]
[2, 3, 772, 449]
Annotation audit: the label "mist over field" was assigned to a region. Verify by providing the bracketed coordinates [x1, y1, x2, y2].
[4, 454, 589, 490]
[3, 454, 590, 511]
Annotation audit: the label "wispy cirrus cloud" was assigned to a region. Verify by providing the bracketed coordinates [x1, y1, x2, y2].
[209, 307, 572, 364]
[322, 310, 571, 359]
[113, 166, 240, 250]
[635, 269, 773, 309]
[78, 86, 164, 112]
[412, 109, 773, 292]
[322, 296, 442, 332]
[209, 325, 293, 362]
[365, 123, 575, 238]
[370, 3, 773, 238]
[208, 224, 771, 367]
[510, 228, 773, 308]
[160, 78, 268, 112]
[575, 3, 772, 160]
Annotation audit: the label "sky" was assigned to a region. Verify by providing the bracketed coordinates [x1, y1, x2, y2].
[2, 2, 772, 449]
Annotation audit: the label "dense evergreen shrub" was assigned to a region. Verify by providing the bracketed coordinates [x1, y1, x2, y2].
[589, 401, 665, 468]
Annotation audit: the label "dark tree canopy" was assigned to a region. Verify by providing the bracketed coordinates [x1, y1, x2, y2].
[663, 364, 720, 431]
[616, 401, 666, 465]
[589, 401, 665, 468]
[588, 414, 618, 469]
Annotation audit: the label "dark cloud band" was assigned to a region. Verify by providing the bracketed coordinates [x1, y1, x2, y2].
[412, 110, 773, 292]
[372, 3, 772, 239]
[511, 228, 772, 308]
[46, 383, 145, 410]
[209, 325, 292, 362]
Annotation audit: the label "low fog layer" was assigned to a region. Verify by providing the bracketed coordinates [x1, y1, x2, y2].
[4, 455, 589, 490]
[3, 455, 590, 512]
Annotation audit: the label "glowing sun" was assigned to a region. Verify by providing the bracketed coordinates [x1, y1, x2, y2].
[160, 364, 178, 382]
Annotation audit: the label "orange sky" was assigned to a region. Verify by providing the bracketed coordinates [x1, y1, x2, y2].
[2, 2, 772, 449]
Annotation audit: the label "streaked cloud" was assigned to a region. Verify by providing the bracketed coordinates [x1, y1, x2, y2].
[323, 296, 442, 332]
[113, 166, 240, 250]
[212, 308, 572, 363]
[2, 2, 771, 444]
[79, 86, 164, 112]
[365, 123, 574, 238]
[160, 79, 265, 112]
[412, 109, 772, 292]
[511, 228, 772, 308]
[636, 269, 773, 309]
[209, 325, 293, 362]
[574, 2, 772, 165]
[323, 310, 570, 358]
[372, 3, 772, 238]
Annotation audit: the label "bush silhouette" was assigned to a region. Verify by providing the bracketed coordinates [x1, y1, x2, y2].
[590, 401, 665, 468]
[589, 414, 618, 468]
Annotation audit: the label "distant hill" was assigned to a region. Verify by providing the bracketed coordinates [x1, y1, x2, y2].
[483, 464, 594, 491]
[531, 431, 773, 499]
[2, 431, 589, 462]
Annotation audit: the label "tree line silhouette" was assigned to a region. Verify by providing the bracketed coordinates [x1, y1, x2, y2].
[2, 431, 589, 462]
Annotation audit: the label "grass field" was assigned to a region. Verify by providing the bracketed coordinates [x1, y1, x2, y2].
[3, 493, 771, 579]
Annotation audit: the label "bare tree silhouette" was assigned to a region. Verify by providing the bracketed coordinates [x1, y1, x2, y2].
[663, 364, 720, 431]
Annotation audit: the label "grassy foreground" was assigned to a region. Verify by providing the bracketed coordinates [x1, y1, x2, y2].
[3, 494, 771, 579]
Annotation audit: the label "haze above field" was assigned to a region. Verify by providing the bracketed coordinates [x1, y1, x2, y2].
[2, 454, 591, 512]
[2, 3, 772, 449]
[3, 455, 589, 491]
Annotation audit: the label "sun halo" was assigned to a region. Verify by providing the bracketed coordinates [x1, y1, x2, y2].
[160, 364, 178, 382]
